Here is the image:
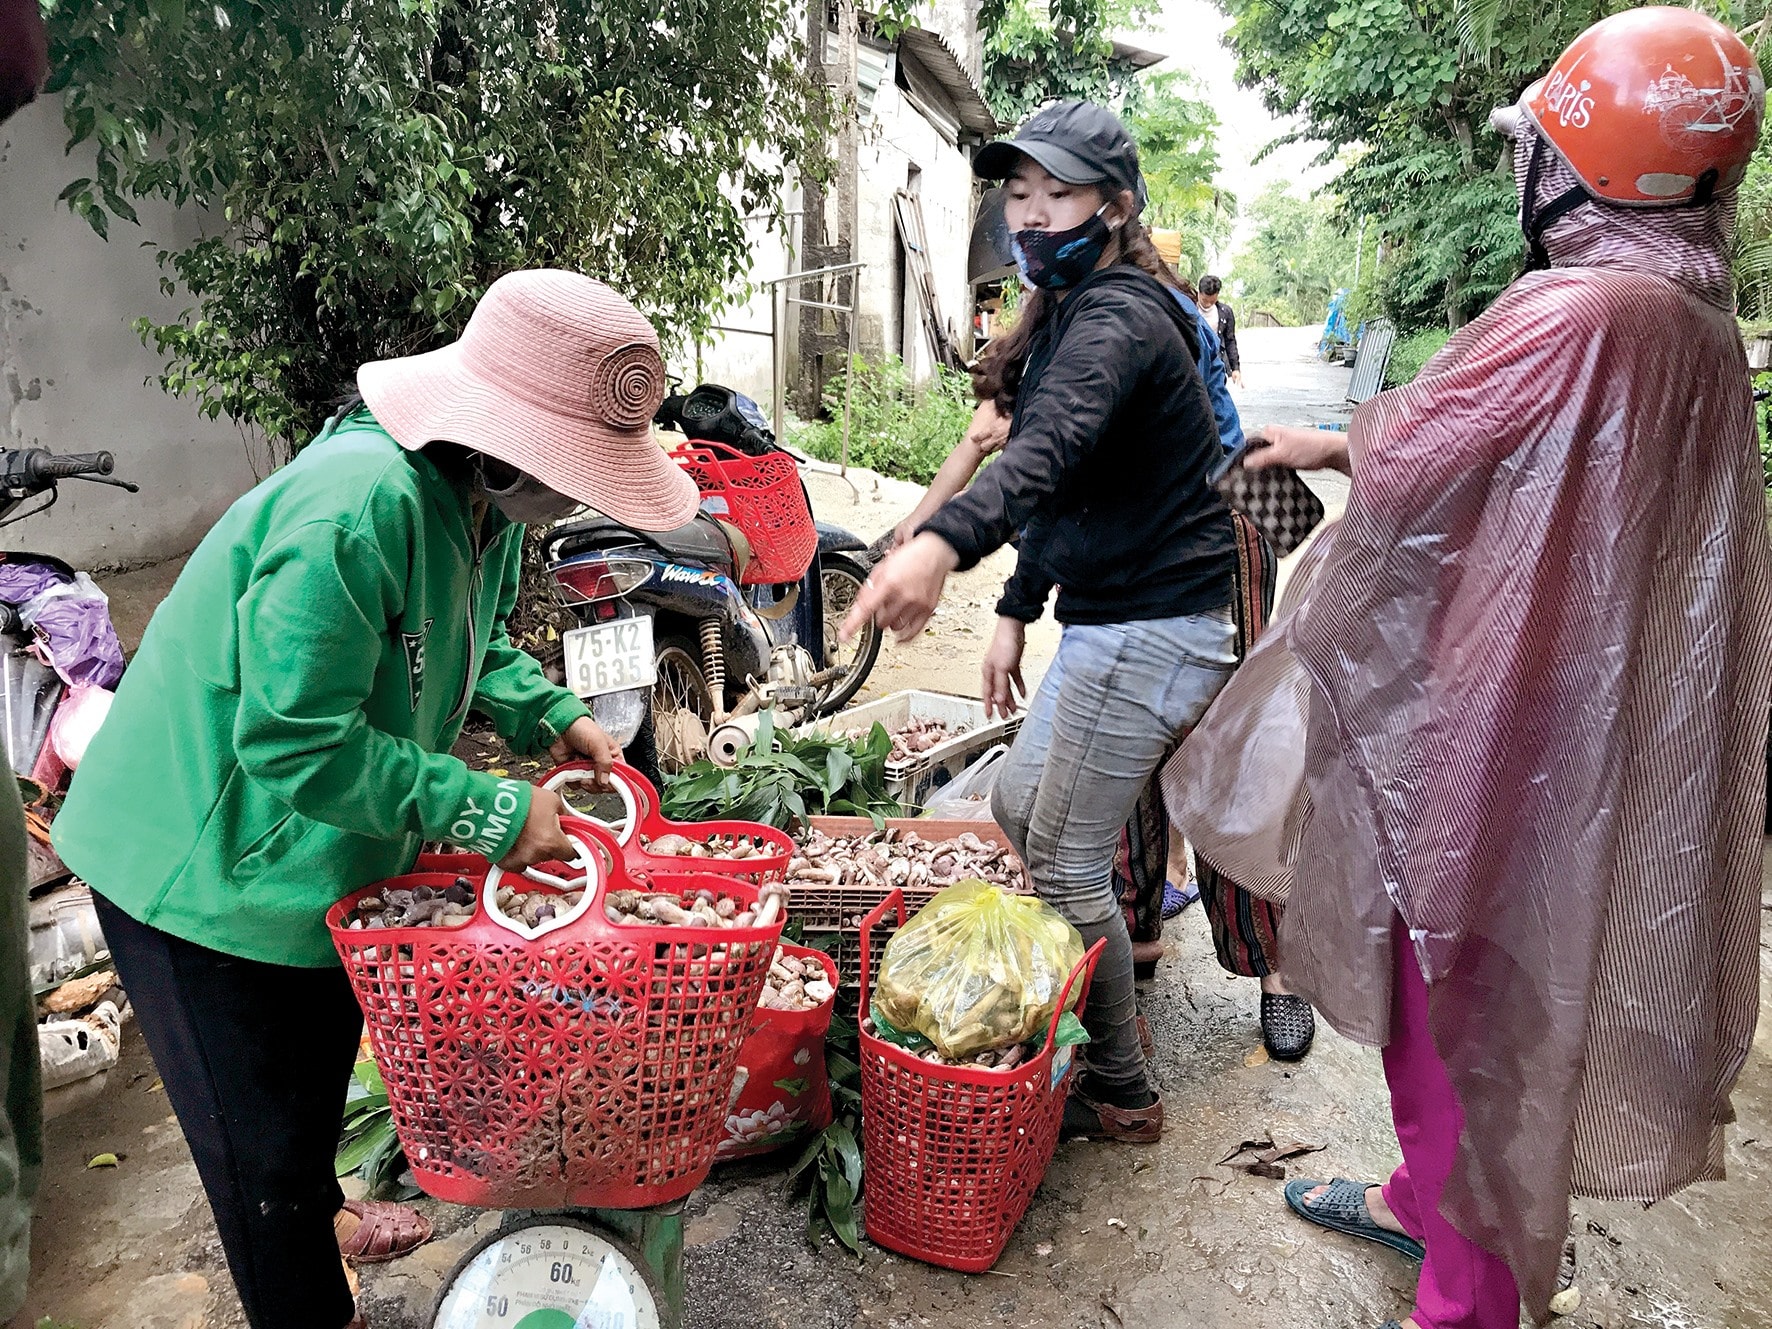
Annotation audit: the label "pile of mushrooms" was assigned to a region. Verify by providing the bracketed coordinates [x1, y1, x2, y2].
[787, 827, 1025, 899]
[345, 879, 483, 930]
[641, 832, 772, 861]
[603, 879, 790, 930]
[843, 716, 967, 764]
[861, 1016, 1033, 1070]
[758, 947, 836, 1011]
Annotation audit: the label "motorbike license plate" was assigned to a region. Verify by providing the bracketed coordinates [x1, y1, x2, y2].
[563, 617, 657, 698]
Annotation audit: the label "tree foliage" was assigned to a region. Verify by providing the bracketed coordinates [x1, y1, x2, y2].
[46, 0, 829, 448]
[1218, 0, 1628, 331]
[979, 0, 1151, 123]
[1126, 69, 1235, 272]
[1229, 181, 1351, 325]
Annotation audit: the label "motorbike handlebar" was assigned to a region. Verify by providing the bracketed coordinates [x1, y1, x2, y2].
[26, 451, 114, 483]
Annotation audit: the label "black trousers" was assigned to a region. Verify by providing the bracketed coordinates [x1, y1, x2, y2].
[93, 894, 361, 1329]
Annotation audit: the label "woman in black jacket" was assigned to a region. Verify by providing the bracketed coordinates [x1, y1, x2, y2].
[845, 101, 1237, 1142]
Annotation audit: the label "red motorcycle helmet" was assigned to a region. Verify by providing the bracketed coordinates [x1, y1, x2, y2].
[1515, 7, 1764, 206]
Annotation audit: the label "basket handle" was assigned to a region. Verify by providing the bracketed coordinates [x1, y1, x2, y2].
[1034, 938, 1108, 1063]
[480, 824, 604, 941]
[856, 887, 908, 1016]
[541, 761, 655, 846]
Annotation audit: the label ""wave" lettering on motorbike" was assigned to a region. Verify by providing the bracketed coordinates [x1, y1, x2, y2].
[659, 564, 723, 586]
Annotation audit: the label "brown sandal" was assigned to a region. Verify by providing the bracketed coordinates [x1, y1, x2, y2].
[338, 1199, 433, 1264]
[1062, 1086, 1164, 1144]
[1137, 1013, 1154, 1057]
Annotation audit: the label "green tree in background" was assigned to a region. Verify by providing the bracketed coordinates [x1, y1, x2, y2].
[46, 0, 828, 449]
[1126, 70, 1235, 273]
[1229, 182, 1351, 325]
[1217, 0, 1626, 331]
[979, 0, 1151, 123]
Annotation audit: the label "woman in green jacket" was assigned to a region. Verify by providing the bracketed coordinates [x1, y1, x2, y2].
[51, 270, 700, 1329]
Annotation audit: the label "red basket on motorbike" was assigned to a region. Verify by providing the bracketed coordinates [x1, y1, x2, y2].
[856, 889, 1104, 1272]
[327, 816, 783, 1210]
[671, 440, 816, 586]
[542, 760, 792, 884]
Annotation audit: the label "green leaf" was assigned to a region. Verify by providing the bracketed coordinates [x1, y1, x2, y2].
[772, 1077, 811, 1096]
[821, 1167, 862, 1255]
[334, 1121, 389, 1176]
[785, 1131, 826, 1188]
[826, 1050, 861, 1087]
[825, 1120, 862, 1193]
[354, 1059, 386, 1096]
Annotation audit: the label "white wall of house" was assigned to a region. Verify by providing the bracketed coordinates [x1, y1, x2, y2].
[0, 96, 265, 570]
[855, 77, 975, 384]
[694, 8, 984, 415]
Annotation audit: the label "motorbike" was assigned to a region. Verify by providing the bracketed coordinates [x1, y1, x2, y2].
[543, 383, 882, 776]
[0, 446, 137, 894]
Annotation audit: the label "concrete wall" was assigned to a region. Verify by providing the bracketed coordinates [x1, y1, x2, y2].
[0, 96, 263, 570]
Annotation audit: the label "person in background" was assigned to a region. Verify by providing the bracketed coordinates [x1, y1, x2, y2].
[1196, 275, 1241, 385]
[1239, 12, 1768, 1326]
[52, 271, 699, 1329]
[1150, 231, 1242, 454]
[846, 101, 1239, 1142]
[0, 7, 50, 1323]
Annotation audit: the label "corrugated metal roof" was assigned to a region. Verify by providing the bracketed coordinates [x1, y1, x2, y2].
[895, 26, 999, 139]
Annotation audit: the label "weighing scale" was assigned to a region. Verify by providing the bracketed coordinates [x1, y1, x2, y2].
[429, 772, 688, 1329]
[430, 1204, 685, 1329]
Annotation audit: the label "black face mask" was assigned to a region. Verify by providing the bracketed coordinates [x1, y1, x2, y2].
[1011, 203, 1116, 290]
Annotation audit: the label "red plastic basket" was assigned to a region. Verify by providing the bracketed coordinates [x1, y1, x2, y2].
[672, 440, 816, 585]
[327, 816, 782, 1210]
[856, 889, 1104, 1272]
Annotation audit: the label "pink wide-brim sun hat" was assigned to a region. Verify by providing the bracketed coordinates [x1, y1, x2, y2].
[358, 269, 701, 532]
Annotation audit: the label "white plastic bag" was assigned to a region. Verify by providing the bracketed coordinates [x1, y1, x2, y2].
[921, 743, 1010, 821]
[1160, 523, 1338, 902]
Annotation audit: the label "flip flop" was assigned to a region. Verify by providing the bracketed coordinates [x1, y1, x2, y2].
[1283, 1178, 1425, 1261]
[338, 1198, 433, 1264]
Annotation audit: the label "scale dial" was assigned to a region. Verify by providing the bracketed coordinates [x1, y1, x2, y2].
[432, 1219, 665, 1329]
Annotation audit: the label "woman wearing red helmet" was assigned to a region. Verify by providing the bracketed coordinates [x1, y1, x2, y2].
[1240, 9, 1770, 1327]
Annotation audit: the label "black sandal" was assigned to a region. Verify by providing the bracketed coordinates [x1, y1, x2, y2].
[1261, 991, 1316, 1061]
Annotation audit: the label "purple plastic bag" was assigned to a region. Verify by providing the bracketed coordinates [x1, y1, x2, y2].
[0, 562, 125, 689]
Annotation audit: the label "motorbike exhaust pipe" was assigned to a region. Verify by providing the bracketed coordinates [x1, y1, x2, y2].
[707, 704, 811, 768]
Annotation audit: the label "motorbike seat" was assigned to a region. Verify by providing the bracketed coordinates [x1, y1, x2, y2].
[548, 510, 736, 574]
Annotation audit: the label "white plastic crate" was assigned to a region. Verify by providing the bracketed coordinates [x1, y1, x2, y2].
[807, 690, 1022, 812]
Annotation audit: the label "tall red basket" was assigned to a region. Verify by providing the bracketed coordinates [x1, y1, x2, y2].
[856, 890, 1104, 1272]
[327, 816, 782, 1210]
[671, 440, 816, 585]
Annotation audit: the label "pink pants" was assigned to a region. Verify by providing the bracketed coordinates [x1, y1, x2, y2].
[1380, 924, 1520, 1329]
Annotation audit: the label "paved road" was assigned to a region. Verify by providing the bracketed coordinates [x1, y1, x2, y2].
[1234, 323, 1354, 521]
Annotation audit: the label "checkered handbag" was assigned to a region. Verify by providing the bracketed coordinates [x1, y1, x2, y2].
[1213, 461, 1325, 556]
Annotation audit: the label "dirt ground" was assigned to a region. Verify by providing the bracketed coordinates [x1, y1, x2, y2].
[24, 329, 1772, 1329]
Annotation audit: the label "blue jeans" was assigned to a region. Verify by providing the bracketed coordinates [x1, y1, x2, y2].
[992, 609, 1238, 1089]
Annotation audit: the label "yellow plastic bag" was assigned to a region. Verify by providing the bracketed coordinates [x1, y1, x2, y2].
[872, 881, 1086, 1059]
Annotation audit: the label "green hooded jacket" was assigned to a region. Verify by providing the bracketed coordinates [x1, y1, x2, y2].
[52, 413, 590, 967]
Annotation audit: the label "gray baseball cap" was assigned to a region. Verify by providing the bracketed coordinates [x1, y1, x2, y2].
[975, 101, 1147, 209]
